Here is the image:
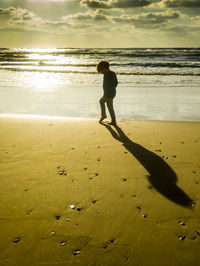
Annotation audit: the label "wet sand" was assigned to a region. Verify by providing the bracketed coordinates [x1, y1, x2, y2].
[0, 116, 200, 266]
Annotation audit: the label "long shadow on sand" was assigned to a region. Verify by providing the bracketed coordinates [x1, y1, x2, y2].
[102, 123, 193, 207]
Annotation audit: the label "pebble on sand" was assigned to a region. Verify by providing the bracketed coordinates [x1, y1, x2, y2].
[179, 235, 186, 241]
[69, 204, 76, 209]
[196, 230, 200, 235]
[179, 221, 185, 226]
[60, 241, 67, 246]
[13, 237, 20, 243]
[73, 249, 81, 255]
[55, 215, 61, 220]
[58, 169, 67, 176]
[142, 214, 147, 218]
[26, 209, 32, 214]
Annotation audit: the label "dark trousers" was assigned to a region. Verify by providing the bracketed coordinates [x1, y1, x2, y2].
[99, 96, 116, 123]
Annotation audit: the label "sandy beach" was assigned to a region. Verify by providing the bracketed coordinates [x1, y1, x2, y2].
[0, 116, 200, 266]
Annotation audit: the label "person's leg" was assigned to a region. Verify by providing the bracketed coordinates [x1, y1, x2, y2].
[106, 98, 116, 125]
[99, 96, 107, 123]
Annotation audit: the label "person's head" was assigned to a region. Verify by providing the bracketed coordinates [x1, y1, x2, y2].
[96, 60, 110, 74]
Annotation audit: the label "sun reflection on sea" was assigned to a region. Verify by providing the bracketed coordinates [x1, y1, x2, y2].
[29, 72, 61, 92]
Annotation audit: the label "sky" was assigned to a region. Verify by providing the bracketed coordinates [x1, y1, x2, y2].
[0, 0, 200, 48]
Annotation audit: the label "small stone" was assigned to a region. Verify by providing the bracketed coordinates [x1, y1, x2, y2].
[97, 158, 101, 161]
[179, 221, 185, 226]
[55, 215, 60, 220]
[124, 151, 128, 154]
[123, 178, 127, 182]
[92, 200, 97, 204]
[159, 142, 162, 144]
[77, 207, 82, 211]
[94, 173, 99, 176]
[192, 171, 196, 174]
[26, 209, 32, 214]
[59, 171, 64, 175]
[136, 206, 142, 210]
[142, 214, 147, 218]
[123, 257, 128, 261]
[172, 155, 177, 158]
[13, 237, 20, 243]
[51, 231, 56, 235]
[155, 149, 162, 152]
[69, 204, 76, 209]
[196, 230, 200, 235]
[66, 218, 70, 222]
[192, 201, 196, 207]
[24, 188, 29, 192]
[84, 167, 88, 170]
[109, 239, 115, 243]
[179, 235, 186, 241]
[103, 244, 108, 249]
[60, 241, 66, 246]
[73, 249, 81, 256]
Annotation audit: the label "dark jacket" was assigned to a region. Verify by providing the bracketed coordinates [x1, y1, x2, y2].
[103, 70, 118, 99]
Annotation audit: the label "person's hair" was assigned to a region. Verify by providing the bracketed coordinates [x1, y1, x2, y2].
[96, 60, 109, 72]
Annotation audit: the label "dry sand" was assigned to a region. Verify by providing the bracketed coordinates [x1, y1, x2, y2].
[0, 116, 200, 266]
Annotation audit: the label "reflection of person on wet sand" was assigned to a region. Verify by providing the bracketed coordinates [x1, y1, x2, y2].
[102, 123, 193, 208]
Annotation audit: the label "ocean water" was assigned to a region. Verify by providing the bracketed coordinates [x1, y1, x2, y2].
[0, 48, 200, 121]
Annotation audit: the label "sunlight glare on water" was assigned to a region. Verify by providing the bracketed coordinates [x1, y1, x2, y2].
[29, 72, 62, 92]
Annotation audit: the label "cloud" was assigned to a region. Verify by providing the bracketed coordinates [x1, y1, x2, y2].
[0, 7, 45, 26]
[112, 10, 180, 29]
[81, 0, 152, 9]
[160, 0, 200, 8]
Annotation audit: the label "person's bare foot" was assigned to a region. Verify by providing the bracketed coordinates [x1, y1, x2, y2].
[99, 115, 107, 123]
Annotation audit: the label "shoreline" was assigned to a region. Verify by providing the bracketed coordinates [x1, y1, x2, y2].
[1, 113, 200, 123]
[0, 117, 199, 265]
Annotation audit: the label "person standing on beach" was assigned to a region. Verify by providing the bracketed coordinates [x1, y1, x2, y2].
[96, 60, 118, 126]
